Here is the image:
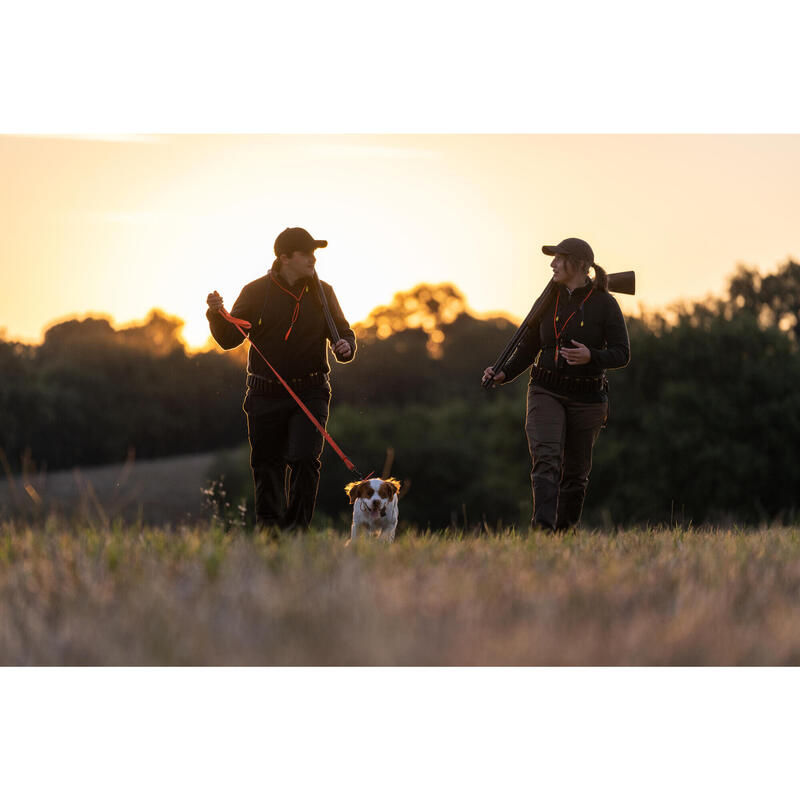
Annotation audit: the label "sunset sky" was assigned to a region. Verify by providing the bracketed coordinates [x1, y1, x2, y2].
[3, 134, 799, 350]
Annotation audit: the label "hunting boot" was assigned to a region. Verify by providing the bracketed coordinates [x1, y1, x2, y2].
[555, 489, 586, 531]
[531, 477, 559, 532]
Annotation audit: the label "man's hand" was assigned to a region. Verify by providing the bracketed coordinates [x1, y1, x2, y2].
[482, 366, 506, 387]
[207, 291, 224, 312]
[561, 339, 591, 365]
[333, 339, 352, 359]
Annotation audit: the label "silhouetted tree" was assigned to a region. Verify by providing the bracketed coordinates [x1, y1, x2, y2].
[356, 283, 468, 357]
[727, 260, 800, 340]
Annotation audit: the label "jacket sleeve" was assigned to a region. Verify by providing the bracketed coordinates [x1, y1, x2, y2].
[205, 283, 256, 350]
[325, 283, 357, 363]
[499, 322, 541, 384]
[589, 295, 630, 370]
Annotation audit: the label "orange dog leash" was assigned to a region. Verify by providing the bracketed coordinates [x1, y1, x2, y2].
[218, 306, 364, 480]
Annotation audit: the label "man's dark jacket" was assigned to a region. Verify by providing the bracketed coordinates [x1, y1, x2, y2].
[206, 268, 356, 379]
[501, 280, 630, 401]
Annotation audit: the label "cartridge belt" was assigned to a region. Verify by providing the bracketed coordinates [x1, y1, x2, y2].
[246, 370, 329, 395]
[531, 366, 606, 394]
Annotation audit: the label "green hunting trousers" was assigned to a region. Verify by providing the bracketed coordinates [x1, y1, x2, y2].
[525, 385, 608, 531]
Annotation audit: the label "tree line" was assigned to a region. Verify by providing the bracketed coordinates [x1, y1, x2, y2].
[2, 262, 799, 527]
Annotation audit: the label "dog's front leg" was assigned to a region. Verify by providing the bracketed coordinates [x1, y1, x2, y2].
[376, 519, 396, 543]
[351, 518, 369, 540]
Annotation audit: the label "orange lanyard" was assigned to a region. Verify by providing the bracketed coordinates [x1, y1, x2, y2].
[269, 272, 307, 340]
[553, 286, 594, 365]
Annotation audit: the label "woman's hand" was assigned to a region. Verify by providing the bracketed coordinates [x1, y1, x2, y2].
[333, 339, 352, 358]
[207, 291, 224, 312]
[560, 339, 591, 365]
[482, 367, 506, 387]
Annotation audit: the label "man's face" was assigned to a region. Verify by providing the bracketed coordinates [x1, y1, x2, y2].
[282, 249, 317, 277]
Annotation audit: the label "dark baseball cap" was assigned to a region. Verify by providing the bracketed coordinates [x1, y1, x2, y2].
[274, 227, 328, 256]
[542, 237, 594, 264]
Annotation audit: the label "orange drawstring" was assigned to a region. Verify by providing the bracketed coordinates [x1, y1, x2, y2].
[270, 272, 306, 340]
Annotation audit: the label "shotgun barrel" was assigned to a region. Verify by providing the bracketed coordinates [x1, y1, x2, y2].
[312, 270, 340, 343]
[481, 280, 556, 388]
[481, 270, 636, 389]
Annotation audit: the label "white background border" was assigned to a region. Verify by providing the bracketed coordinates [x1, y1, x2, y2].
[2, 1, 797, 796]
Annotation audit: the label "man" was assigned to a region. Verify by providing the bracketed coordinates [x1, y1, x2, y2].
[207, 227, 356, 531]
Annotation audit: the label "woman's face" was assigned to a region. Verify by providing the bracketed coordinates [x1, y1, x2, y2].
[550, 254, 576, 285]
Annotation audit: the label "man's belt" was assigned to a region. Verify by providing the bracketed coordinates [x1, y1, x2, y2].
[531, 365, 606, 394]
[246, 370, 329, 394]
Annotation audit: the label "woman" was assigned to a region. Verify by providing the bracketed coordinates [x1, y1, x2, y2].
[482, 237, 630, 531]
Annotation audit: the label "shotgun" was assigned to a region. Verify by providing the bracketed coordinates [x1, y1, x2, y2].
[482, 270, 636, 389]
[312, 269, 340, 344]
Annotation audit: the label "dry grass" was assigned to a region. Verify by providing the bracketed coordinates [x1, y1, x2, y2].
[0, 451, 223, 525]
[1, 519, 799, 665]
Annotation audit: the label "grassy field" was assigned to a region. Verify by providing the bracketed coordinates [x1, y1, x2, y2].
[1, 517, 799, 665]
[0, 451, 225, 525]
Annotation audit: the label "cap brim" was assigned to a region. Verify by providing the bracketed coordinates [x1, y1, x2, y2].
[314, 240, 328, 249]
[542, 245, 567, 256]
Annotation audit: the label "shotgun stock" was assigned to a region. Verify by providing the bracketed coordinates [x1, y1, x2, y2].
[607, 270, 636, 295]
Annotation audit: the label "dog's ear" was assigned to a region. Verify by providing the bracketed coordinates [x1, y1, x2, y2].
[344, 481, 364, 504]
[384, 478, 402, 498]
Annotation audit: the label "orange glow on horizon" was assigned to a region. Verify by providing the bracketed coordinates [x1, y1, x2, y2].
[2, 134, 799, 350]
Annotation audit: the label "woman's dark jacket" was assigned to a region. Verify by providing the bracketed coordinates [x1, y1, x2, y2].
[501, 279, 630, 402]
[206, 268, 356, 380]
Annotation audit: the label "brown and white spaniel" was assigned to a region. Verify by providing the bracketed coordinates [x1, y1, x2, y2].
[344, 478, 402, 541]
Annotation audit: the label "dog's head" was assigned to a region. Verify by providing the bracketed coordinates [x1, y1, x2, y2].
[344, 478, 402, 515]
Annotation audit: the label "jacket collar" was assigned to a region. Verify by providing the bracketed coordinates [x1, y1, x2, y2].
[560, 279, 593, 302]
[269, 266, 307, 293]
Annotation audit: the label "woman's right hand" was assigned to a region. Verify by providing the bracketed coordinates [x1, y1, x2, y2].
[482, 367, 505, 387]
[207, 291, 224, 312]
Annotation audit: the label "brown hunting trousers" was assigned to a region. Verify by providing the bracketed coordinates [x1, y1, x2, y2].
[525, 385, 608, 531]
